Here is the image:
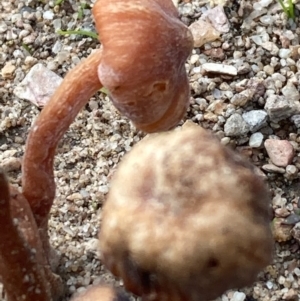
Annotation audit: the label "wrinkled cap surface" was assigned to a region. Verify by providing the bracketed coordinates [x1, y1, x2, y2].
[93, 0, 193, 132]
[100, 124, 273, 301]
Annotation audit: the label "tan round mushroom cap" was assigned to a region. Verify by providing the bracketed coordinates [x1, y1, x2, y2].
[100, 123, 273, 301]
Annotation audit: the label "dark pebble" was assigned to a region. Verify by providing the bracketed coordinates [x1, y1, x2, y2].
[282, 213, 300, 225]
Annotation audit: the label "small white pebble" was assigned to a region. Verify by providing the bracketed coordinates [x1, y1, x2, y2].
[286, 165, 298, 175]
[278, 276, 286, 285]
[279, 48, 291, 59]
[294, 268, 300, 277]
[221, 137, 230, 145]
[231, 291, 246, 301]
[249, 132, 264, 148]
[190, 54, 199, 64]
[43, 10, 54, 20]
[266, 281, 274, 289]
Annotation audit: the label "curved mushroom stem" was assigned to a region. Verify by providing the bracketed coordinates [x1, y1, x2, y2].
[0, 170, 58, 301]
[22, 49, 103, 230]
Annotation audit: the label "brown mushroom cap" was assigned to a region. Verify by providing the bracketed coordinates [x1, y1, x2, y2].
[93, 0, 193, 132]
[100, 123, 273, 301]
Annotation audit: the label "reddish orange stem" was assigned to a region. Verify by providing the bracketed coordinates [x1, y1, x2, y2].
[0, 171, 52, 301]
[22, 49, 103, 227]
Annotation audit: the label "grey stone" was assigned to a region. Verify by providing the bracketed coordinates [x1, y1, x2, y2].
[253, 0, 273, 9]
[246, 78, 266, 101]
[283, 214, 300, 225]
[291, 115, 300, 128]
[260, 126, 273, 135]
[292, 223, 300, 243]
[263, 65, 274, 75]
[279, 48, 291, 59]
[237, 64, 251, 74]
[251, 35, 263, 45]
[231, 292, 246, 301]
[264, 94, 299, 122]
[282, 82, 300, 102]
[202, 63, 237, 76]
[249, 132, 264, 148]
[201, 5, 230, 33]
[259, 15, 274, 25]
[0, 21, 8, 33]
[261, 41, 279, 55]
[52, 41, 62, 54]
[242, 110, 268, 132]
[224, 113, 250, 136]
[262, 164, 285, 174]
[53, 18, 62, 30]
[230, 89, 253, 106]
[285, 165, 298, 176]
[271, 73, 286, 82]
[181, 3, 193, 16]
[242, 9, 267, 30]
[14, 63, 63, 107]
[291, 223, 300, 243]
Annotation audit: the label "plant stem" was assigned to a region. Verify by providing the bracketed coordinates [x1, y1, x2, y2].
[57, 29, 98, 40]
[278, 0, 290, 17]
[289, 0, 295, 19]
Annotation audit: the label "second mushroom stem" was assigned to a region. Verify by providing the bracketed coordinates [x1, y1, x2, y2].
[0, 171, 52, 301]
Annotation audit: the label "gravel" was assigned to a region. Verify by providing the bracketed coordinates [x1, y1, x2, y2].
[1, 0, 300, 300]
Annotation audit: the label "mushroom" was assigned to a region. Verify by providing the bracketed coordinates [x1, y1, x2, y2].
[0, 169, 63, 301]
[22, 0, 192, 242]
[100, 122, 273, 301]
[1, 0, 192, 299]
[93, 0, 193, 132]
